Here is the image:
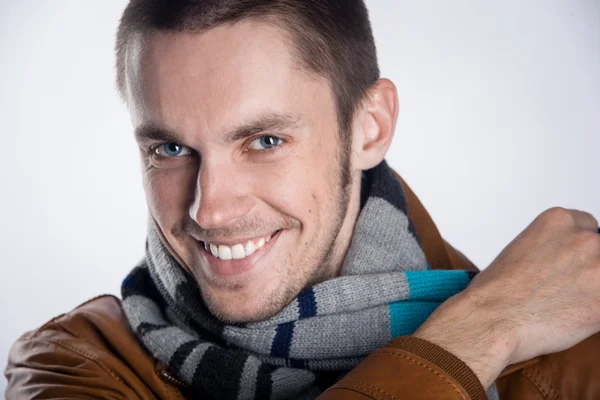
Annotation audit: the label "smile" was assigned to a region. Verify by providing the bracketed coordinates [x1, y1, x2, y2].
[201, 231, 279, 261]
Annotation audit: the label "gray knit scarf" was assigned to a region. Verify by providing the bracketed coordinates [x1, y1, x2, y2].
[122, 161, 495, 399]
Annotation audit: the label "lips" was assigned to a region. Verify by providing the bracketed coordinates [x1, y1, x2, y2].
[198, 230, 282, 278]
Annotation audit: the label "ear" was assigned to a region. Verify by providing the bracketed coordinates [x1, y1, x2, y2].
[351, 78, 398, 170]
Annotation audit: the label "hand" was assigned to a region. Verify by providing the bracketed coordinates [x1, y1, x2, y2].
[413, 207, 600, 389]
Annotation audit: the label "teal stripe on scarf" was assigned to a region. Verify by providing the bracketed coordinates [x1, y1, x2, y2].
[388, 271, 472, 337]
[389, 301, 439, 337]
[406, 270, 471, 301]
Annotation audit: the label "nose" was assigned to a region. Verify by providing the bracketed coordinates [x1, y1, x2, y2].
[189, 162, 254, 230]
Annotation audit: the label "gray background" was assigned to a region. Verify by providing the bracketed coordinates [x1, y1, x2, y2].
[1, 0, 599, 391]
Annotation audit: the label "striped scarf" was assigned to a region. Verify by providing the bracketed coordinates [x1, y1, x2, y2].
[121, 161, 477, 399]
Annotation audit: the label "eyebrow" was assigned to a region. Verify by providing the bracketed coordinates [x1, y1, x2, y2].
[134, 112, 303, 145]
[224, 112, 303, 143]
[135, 124, 183, 144]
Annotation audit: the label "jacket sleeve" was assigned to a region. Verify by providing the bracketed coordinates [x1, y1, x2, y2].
[4, 331, 144, 400]
[318, 336, 487, 400]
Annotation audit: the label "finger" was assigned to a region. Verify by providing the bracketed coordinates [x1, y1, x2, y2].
[568, 209, 599, 232]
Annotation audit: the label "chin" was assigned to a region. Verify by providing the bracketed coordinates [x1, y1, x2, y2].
[201, 278, 304, 324]
[204, 296, 282, 324]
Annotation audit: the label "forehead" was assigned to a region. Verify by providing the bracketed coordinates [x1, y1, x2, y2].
[125, 20, 332, 135]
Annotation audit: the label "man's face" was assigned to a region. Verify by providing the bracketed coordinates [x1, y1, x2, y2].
[126, 21, 361, 323]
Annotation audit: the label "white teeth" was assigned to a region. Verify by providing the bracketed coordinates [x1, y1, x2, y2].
[231, 244, 245, 260]
[218, 245, 232, 260]
[205, 232, 276, 260]
[245, 241, 257, 256]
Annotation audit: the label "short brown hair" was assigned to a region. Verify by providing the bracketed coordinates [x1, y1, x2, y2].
[115, 0, 380, 138]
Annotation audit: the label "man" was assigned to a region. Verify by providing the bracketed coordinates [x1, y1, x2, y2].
[5, 1, 600, 399]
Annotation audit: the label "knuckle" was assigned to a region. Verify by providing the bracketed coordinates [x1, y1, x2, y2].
[540, 207, 573, 226]
[543, 206, 569, 217]
[583, 211, 599, 228]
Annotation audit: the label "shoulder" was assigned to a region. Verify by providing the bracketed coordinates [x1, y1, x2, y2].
[34, 295, 132, 344]
[5, 295, 183, 400]
[28, 295, 128, 338]
[11, 295, 135, 368]
[393, 170, 479, 272]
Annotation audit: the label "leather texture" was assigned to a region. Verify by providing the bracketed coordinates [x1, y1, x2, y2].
[6, 176, 600, 399]
[321, 346, 475, 400]
[495, 332, 600, 400]
[5, 295, 187, 400]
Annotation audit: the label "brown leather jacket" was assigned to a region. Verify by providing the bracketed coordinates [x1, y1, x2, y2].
[6, 177, 600, 399]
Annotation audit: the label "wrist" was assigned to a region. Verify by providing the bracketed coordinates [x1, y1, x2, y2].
[413, 292, 519, 389]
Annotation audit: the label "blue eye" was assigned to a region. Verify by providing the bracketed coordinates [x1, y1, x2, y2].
[155, 143, 192, 157]
[248, 135, 283, 151]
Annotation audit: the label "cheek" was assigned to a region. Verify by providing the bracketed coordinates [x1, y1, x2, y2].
[253, 149, 316, 207]
[253, 149, 336, 236]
